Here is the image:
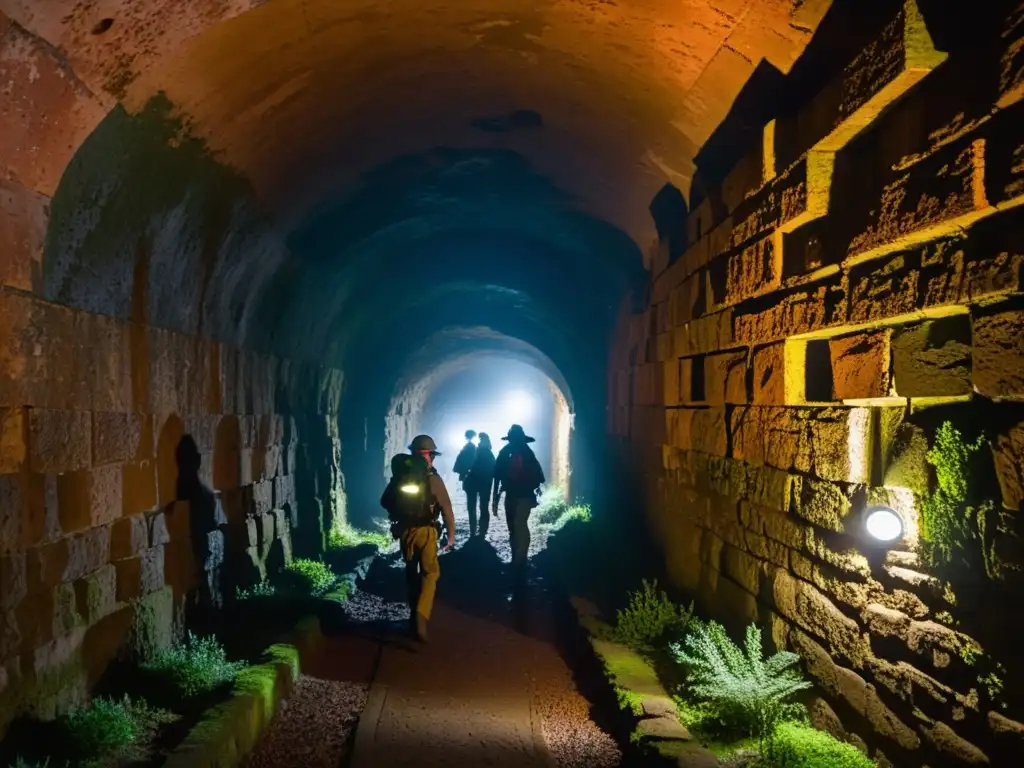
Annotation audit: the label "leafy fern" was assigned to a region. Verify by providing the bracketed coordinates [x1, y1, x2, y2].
[671, 621, 811, 751]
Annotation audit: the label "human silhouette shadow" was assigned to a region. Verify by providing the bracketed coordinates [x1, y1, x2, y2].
[174, 435, 229, 624]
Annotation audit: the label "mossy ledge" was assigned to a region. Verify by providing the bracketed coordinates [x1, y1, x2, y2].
[160, 616, 323, 768]
[567, 597, 720, 767]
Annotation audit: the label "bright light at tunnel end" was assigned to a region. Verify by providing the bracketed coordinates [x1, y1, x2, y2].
[864, 506, 904, 544]
[504, 389, 534, 421]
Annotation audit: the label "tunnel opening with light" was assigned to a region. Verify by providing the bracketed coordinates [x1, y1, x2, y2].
[3, 1, 1024, 767]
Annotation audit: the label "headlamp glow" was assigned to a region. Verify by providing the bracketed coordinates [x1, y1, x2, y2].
[399, 483, 421, 495]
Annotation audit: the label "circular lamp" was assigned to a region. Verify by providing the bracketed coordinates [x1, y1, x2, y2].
[864, 506, 904, 544]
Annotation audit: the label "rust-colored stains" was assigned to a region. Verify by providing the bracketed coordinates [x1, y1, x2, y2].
[4, 0, 825, 244]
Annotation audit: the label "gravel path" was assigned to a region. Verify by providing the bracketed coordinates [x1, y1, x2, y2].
[248, 484, 622, 767]
[244, 676, 368, 768]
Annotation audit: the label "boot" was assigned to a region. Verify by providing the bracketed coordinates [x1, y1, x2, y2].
[415, 612, 430, 644]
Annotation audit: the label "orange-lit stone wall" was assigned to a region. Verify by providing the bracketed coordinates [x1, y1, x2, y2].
[610, 3, 1024, 766]
[0, 11, 345, 730]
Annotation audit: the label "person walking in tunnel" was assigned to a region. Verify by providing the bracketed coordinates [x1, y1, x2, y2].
[465, 432, 496, 538]
[380, 435, 456, 643]
[491, 425, 545, 592]
[452, 429, 479, 533]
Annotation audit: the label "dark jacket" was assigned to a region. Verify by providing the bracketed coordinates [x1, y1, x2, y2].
[466, 447, 496, 493]
[453, 442, 477, 481]
[492, 443, 545, 501]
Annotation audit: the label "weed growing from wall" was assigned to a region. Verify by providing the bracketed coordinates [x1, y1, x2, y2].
[142, 633, 247, 699]
[59, 696, 178, 766]
[920, 422, 1003, 578]
[613, 579, 692, 651]
[764, 722, 874, 768]
[277, 558, 338, 597]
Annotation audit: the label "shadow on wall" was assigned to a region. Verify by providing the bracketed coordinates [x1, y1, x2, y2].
[172, 436, 228, 622]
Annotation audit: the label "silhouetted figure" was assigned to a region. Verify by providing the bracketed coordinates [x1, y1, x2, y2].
[465, 432, 496, 537]
[491, 425, 545, 593]
[381, 435, 456, 643]
[175, 436, 228, 617]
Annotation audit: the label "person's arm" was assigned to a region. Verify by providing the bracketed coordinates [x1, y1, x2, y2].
[429, 474, 457, 548]
[491, 452, 505, 509]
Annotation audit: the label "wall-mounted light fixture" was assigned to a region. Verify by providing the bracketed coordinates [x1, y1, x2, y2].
[863, 505, 905, 544]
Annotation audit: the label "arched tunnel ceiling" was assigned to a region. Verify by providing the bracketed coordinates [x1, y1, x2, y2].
[392, 326, 573, 411]
[6, 0, 828, 244]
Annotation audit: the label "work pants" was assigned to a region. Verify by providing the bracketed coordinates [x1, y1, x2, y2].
[401, 524, 440, 620]
[466, 486, 490, 537]
[505, 496, 533, 570]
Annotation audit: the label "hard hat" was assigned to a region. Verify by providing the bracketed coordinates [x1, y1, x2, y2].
[409, 434, 441, 454]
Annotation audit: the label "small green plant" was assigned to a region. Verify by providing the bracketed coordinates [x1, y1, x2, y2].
[142, 632, 247, 698]
[8, 758, 57, 768]
[766, 722, 873, 768]
[613, 579, 692, 650]
[59, 696, 177, 766]
[550, 501, 593, 532]
[934, 610, 954, 625]
[671, 621, 811, 752]
[920, 422, 1000, 576]
[535, 487, 569, 525]
[278, 558, 337, 596]
[979, 662, 1006, 702]
[959, 641, 981, 667]
[327, 524, 392, 552]
[236, 580, 276, 601]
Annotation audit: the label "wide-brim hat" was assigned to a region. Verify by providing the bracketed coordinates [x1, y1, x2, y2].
[501, 424, 535, 443]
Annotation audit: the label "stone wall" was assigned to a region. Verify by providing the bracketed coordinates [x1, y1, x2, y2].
[0, 286, 345, 734]
[610, 2, 1024, 766]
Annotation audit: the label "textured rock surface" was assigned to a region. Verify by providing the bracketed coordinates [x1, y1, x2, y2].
[609, 5, 1024, 767]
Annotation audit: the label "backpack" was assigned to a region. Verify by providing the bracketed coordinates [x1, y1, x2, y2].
[384, 453, 438, 525]
[503, 448, 541, 495]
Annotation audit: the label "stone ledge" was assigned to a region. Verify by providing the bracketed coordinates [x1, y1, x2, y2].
[565, 596, 720, 767]
[160, 615, 323, 768]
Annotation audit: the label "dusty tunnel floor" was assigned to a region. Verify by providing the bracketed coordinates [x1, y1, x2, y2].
[245, 482, 622, 767]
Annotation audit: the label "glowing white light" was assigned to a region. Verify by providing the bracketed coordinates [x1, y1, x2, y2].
[451, 431, 472, 448]
[865, 506, 904, 543]
[399, 483, 421, 495]
[504, 390, 534, 422]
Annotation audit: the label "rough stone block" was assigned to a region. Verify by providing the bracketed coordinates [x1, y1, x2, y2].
[125, 585, 174, 661]
[790, 629, 920, 751]
[973, 307, 1024, 400]
[140, 546, 165, 595]
[921, 722, 990, 766]
[148, 511, 170, 548]
[52, 581, 82, 637]
[122, 460, 157, 516]
[252, 481, 274, 517]
[734, 278, 846, 344]
[722, 235, 781, 306]
[0, 408, 26, 474]
[28, 410, 91, 473]
[662, 359, 681, 407]
[794, 478, 850, 533]
[0, 180, 47, 291]
[729, 160, 808, 249]
[110, 515, 149, 560]
[846, 130, 980, 258]
[73, 564, 116, 624]
[752, 344, 786, 405]
[114, 556, 141, 603]
[848, 252, 919, 324]
[62, 527, 109, 584]
[92, 412, 146, 465]
[985, 96, 1024, 204]
[0, 471, 45, 554]
[722, 544, 764, 596]
[882, 422, 930, 494]
[862, 603, 911, 641]
[993, 420, 1024, 510]
[731, 406, 870, 483]
[891, 316, 972, 397]
[704, 350, 748, 405]
[829, 330, 891, 400]
[665, 408, 727, 456]
[88, 464, 122, 528]
[0, 552, 26, 610]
